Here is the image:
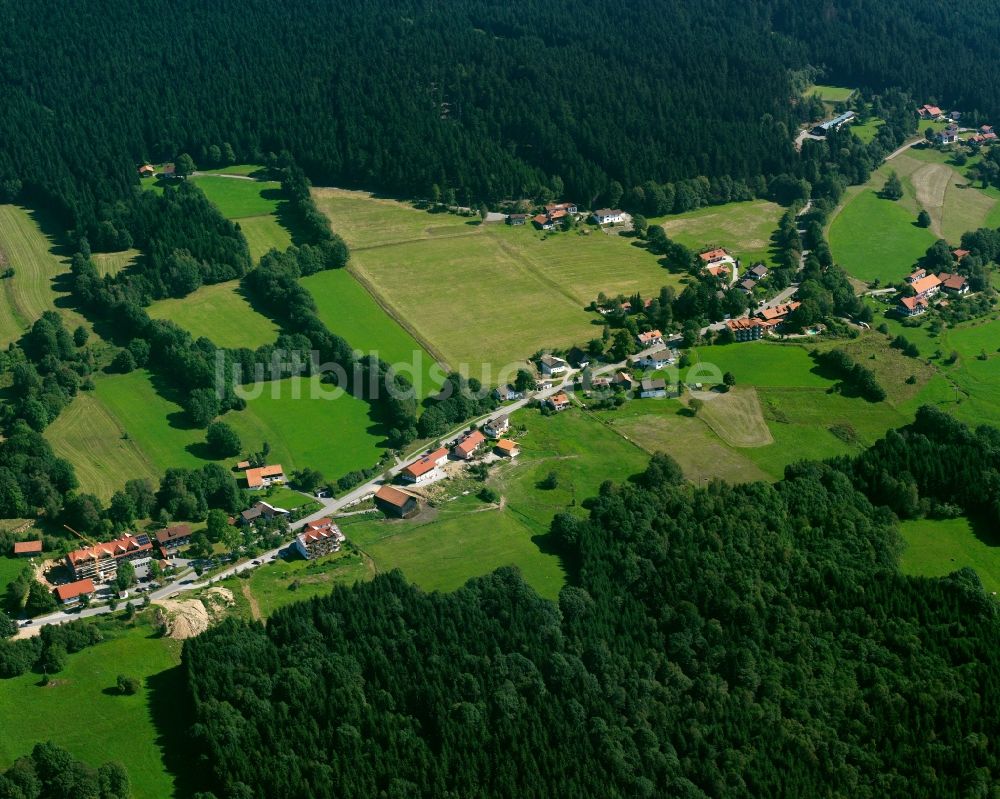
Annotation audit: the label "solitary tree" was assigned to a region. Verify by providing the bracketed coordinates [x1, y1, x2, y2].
[881, 171, 903, 200]
[175, 153, 196, 177]
[723, 371, 736, 388]
[206, 422, 241, 457]
[115, 561, 135, 592]
[116, 674, 141, 695]
[540, 471, 559, 490]
[689, 397, 704, 416]
[916, 209, 931, 228]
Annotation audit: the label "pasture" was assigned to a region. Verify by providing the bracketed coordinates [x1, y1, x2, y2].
[314, 189, 678, 377]
[45, 391, 160, 501]
[695, 387, 773, 447]
[191, 173, 293, 260]
[851, 118, 884, 144]
[0, 621, 183, 799]
[806, 84, 855, 103]
[147, 280, 280, 350]
[652, 199, 783, 266]
[244, 549, 371, 617]
[0, 205, 84, 346]
[898, 516, 999, 595]
[0, 556, 28, 594]
[91, 249, 140, 277]
[302, 267, 444, 396]
[687, 341, 832, 388]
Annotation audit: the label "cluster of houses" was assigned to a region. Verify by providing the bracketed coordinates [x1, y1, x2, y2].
[396, 414, 520, 487]
[505, 201, 628, 230]
[897, 263, 970, 316]
[700, 248, 737, 281]
[725, 301, 801, 341]
[916, 104, 996, 146]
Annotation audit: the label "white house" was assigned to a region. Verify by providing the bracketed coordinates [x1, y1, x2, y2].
[483, 415, 510, 438]
[639, 349, 673, 370]
[636, 329, 663, 347]
[400, 447, 449, 483]
[592, 208, 626, 225]
[539, 355, 568, 376]
[639, 378, 668, 398]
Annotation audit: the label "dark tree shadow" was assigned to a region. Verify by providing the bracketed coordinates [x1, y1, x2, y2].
[147, 665, 204, 798]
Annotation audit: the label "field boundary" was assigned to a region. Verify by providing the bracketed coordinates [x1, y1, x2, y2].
[345, 265, 451, 369]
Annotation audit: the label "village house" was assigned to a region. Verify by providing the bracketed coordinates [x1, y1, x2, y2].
[294, 518, 344, 560]
[244, 464, 285, 490]
[483, 415, 510, 438]
[953, 248, 971, 261]
[13, 540, 42, 558]
[811, 110, 855, 136]
[539, 354, 568, 376]
[636, 329, 664, 347]
[937, 272, 970, 294]
[639, 349, 673, 370]
[138, 164, 155, 178]
[240, 501, 290, 527]
[906, 268, 926, 283]
[399, 447, 449, 483]
[532, 213, 554, 230]
[705, 263, 731, 280]
[909, 273, 942, 299]
[506, 213, 528, 226]
[726, 317, 768, 342]
[738, 278, 758, 294]
[495, 439, 520, 458]
[54, 578, 96, 606]
[757, 301, 800, 324]
[918, 104, 944, 120]
[161, 163, 177, 178]
[936, 124, 960, 145]
[589, 376, 611, 390]
[639, 378, 668, 398]
[898, 296, 929, 317]
[374, 485, 419, 518]
[613, 371, 635, 390]
[67, 533, 153, 582]
[749, 264, 768, 280]
[546, 202, 578, 215]
[591, 208, 626, 225]
[154, 524, 192, 555]
[453, 429, 486, 460]
[547, 392, 571, 411]
[493, 384, 524, 402]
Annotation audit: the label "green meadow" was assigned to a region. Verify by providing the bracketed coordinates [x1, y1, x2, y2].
[313, 188, 679, 377]
[302, 267, 444, 396]
[147, 280, 280, 350]
[191, 173, 293, 261]
[652, 199, 783, 266]
[806, 84, 855, 103]
[898, 516, 999, 595]
[0, 621, 184, 799]
[244, 549, 372, 617]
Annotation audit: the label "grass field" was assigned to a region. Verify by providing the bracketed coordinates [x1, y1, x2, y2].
[688, 341, 832, 388]
[0, 556, 29, 595]
[0, 205, 86, 346]
[0, 621, 183, 799]
[302, 267, 443, 396]
[196, 164, 263, 177]
[91, 249, 140, 277]
[244, 549, 372, 617]
[147, 280, 280, 350]
[806, 84, 855, 103]
[313, 188, 680, 377]
[651, 200, 783, 266]
[696, 387, 773, 447]
[45, 391, 161, 501]
[851, 118, 885, 144]
[898, 516, 999, 595]
[54, 369, 386, 498]
[261, 486, 321, 512]
[191, 174, 293, 261]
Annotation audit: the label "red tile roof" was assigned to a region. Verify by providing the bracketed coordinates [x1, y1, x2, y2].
[698, 248, 730, 263]
[375, 485, 415, 508]
[758, 301, 800, 322]
[298, 518, 342, 544]
[532, 214, 549, 225]
[402, 447, 449, 479]
[937, 272, 968, 291]
[952, 249, 970, 259]
[727, 318, 766, 331]
[899, 296, 928, 312]
[154, 524, 192, 545]
[67, 534, 152, 566]
[637, 330, 663, 344]
[495, 439, 519, 454]
[244, 464, 284, 488]
[453, 430, 486, 458]
[13, 540, 42, 555]
[55, 578, 95, 602]
[911, 274, 942, 295]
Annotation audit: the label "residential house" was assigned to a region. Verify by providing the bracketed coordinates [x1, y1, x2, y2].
[898, 295, 929, 317]
[483, 415, 510, 438]
[918, 104, 944, 120]
[906, 268, 927, 283]
[539, 355, 568, 376]
[639, 349, 672, 370]
[953, 248, 971, 261]
[592, 208, 626, 225]
[639, 378, 667, 398]
[613, 371, 635, 390]
[757, 301, 800, 324]
[138, 164, 155, 178]
[705, 263, 731, 280]
[532, 213, 555, 230]
[547, 392, 571, 411]
[738, 278, 758, 294]
[236, 460, 252, 470]
[244, 464, 285, 490]
[493, 385, 523, 402]
[294, 519, 344, 560]
[161, 163, 177, 178]
[936, 124, 960, 145]
[811, 110, 855, 136]
[453, 430, 486, 460]
[400, 447, 449, 483]
[67, 534, 153, 582]
[749, 264, 768, 280]
[545, 202, 578, 215]
[636, 329, 664, 347]
[13, 540, 42, 557]
[726, 318, 767, 342]
[506, 214, 528, 226]
[698, 248, 734, 266]
[910, 274, 942, 299]
[240, 501, 289, 527]
[54, 578, 96, 606]
[589, 376, 611, 390]
[981, 125, 994, 135]
[154, 524, 192, 555]
[495, 439, 520, 458]
[374, 485, 419, 518]
[937, 272, 970, 294]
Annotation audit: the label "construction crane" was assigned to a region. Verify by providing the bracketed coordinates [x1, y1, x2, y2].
[63, 524, 96, 548]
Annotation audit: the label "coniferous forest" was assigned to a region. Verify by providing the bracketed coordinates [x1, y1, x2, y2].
[184, 408, 1000, 799]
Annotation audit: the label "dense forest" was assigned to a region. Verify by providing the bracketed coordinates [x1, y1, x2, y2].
[183, 407, 999, 798]
[3, 0, 1000, 236]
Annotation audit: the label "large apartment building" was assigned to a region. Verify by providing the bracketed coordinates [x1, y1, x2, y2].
[294, 519, 345, 560]
[66, 533, 153, 582]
